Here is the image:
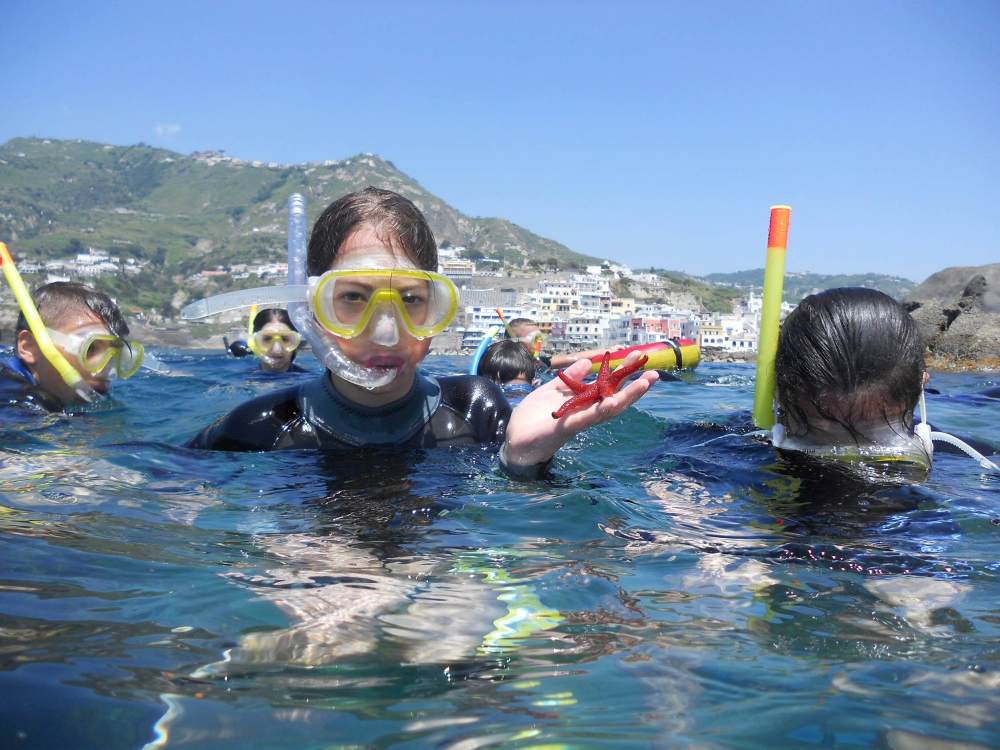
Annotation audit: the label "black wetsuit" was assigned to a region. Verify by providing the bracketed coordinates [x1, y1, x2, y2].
[0, 354, 61, 412]
[188, 372, 512, 454]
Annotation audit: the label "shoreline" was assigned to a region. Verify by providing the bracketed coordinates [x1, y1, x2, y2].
[129, 325, 998, 373]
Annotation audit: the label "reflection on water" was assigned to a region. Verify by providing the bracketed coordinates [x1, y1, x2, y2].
[0, 354, 997, 748]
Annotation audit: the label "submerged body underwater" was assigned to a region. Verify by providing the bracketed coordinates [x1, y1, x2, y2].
[1, 352, 998, 749]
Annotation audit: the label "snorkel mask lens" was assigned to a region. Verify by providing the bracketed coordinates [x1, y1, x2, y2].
[115, 340, 144, 379]
[309, 269, 458, 340]
[47, 329, 145, 380]
[253, 329, 301, 353]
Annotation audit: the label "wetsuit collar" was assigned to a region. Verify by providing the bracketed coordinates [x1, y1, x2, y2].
[0, 354, 36, 385]
[298, 371, 443, 447]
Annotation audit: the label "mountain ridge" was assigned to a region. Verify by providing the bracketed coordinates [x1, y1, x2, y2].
[1, 137, 918, 315]
[0, 136, 598, 270]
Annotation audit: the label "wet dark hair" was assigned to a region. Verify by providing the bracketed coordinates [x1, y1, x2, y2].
[307, 187, 438, 276]
[477, 339, 536, 385]
[775, 287, 924, 440]
[252, 307, 297, 333]
[15, 282, 129, 339]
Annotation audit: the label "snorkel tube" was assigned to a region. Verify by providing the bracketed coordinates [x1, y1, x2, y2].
[469, 325, 502, 375]
[469, 308, 511, 375]
[246, 304, 260, 356]
[752, 206, 791, 431]
[285, 194, 398, 389]
[0, 242, 101, 403]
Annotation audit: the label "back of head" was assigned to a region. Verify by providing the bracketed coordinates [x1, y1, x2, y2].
[252, 307, 297, 333]
[16, 282, 128, 339]
[508, 317, 541, 340]
[775, 287, 924, 439]
[477, 339, 536, 384]
[307, 187, 438, 275]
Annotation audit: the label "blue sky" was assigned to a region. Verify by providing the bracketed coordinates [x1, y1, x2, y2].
[4, 0, 998, 281]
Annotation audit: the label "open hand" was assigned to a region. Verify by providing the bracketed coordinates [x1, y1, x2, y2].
[502, 351, 658, 471]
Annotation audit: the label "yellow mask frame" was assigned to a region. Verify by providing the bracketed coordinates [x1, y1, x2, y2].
[309, 268, 458, 340]
[45, 328, 144, 379]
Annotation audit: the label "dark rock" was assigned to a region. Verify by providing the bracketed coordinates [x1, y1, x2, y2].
[905, 263, 1000, 368]
[904, 263, 1000, 312]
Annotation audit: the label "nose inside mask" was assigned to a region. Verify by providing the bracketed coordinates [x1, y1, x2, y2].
[369, 306, 400, 346]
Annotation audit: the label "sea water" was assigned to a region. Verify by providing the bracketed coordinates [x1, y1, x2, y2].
[1, 352, 997, 749]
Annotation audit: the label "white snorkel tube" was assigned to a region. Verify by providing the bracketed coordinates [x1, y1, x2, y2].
[916, 389, 999, 472]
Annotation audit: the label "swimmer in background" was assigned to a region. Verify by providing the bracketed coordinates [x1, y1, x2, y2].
[476, 339, 538, 399]
[0, 281, 144, 411]
[188, 187, 656, 477]
[771, 287, 997, 470]
[507, 317, 629, 371]
[224, 308, 309, 374]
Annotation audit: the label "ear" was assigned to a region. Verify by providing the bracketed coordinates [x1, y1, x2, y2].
[16, 329, 40, 365]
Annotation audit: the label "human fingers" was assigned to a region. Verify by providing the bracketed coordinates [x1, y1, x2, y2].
[558, 371, 655, 432]
[595, 371, 656, 418]
[544, 357, 594, 394]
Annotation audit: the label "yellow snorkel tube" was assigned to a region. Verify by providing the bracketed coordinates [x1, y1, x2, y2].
[752, 206, 791, 429]
[246, 304, 260, 356]
[0, 242, 100, 403]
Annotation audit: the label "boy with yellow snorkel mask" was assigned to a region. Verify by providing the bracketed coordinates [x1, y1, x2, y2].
[187, 188, 656, 476]
[1, 246, 145, 411]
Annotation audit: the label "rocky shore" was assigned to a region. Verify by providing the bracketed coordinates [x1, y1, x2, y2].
[5, 264, 997, 373]
[904, 263, 1000, 372]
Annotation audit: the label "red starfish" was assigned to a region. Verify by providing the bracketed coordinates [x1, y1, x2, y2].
[551, 351, 649, 419]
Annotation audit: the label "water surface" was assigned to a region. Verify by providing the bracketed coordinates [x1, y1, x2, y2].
[1, 353, 998, 749]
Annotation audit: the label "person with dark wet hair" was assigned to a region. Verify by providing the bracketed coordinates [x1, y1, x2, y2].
[250, 307, 305, 373]
[771, 287, 999, 472]
[224, 308, 308, 373]
[189, 187, 656, 478]
[1, 281, 140, 411]
[477, 339, 537, 389]
[249, 307, 307, 373]
[775, 287, 924, 444]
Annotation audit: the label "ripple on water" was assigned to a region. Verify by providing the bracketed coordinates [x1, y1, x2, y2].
[0, 358, 997, 748]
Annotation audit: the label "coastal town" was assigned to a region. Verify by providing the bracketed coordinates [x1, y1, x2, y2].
[3, 241, 794, 356]
[434, 245, 794, 355]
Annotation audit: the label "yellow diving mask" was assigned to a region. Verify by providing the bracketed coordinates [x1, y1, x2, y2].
[308, 268, 458, 340]
[45, 328, 145, 379]
[253, 328, 301, 353]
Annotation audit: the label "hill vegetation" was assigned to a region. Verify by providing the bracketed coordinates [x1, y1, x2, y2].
[1, 137, 918, 318]
[704, 268, 916, 302]
[0, 137, 599, 315]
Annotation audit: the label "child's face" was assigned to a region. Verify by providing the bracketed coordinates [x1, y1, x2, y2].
[256, 321, 298, 373]
[19, 308, 116, 404]
[326, 224, 433, 398]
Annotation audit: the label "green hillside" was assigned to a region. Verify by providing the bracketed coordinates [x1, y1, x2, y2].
[0, 137, 600, 314]
[703, 268, 916, 302]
